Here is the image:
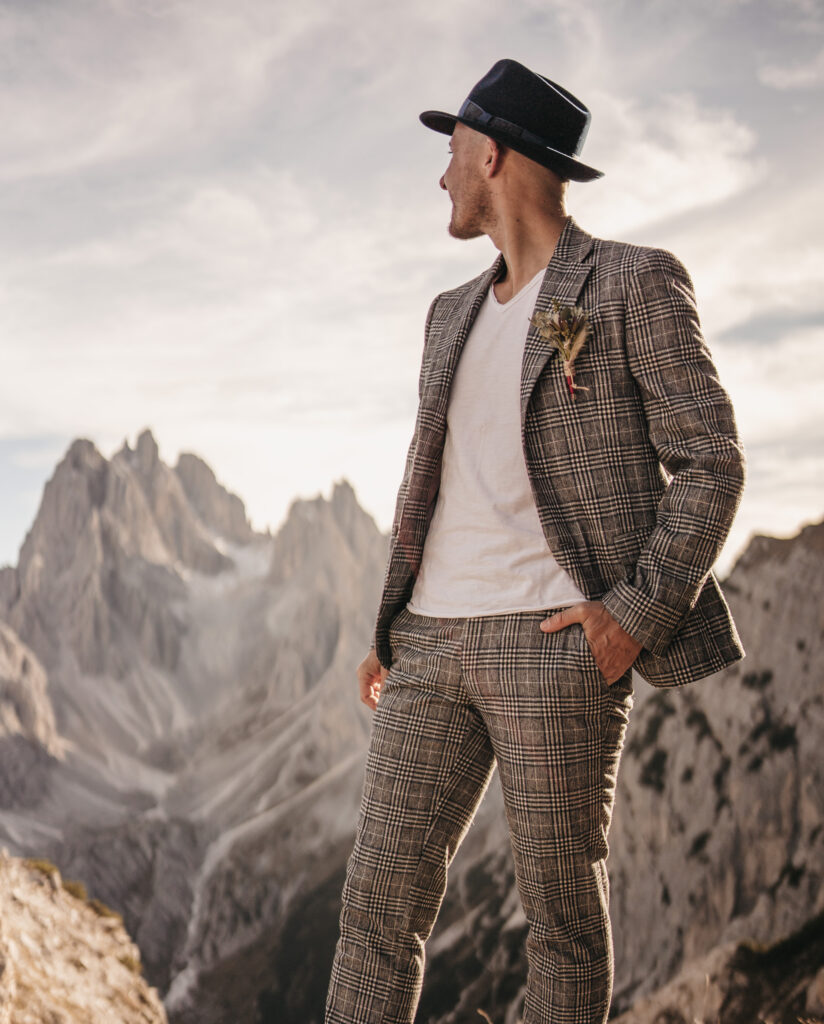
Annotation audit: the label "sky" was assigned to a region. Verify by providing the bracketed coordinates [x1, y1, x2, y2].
[1, 0, 823, 575]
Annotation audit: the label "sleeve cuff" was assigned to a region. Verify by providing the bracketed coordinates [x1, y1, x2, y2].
[601, 580, 688, 657]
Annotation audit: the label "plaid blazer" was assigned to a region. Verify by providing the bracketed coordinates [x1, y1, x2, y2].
[374, 217, 746, 687]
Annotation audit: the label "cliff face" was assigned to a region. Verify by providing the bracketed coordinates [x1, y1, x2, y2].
[0, 622, 63, 817]
[0, 430, 820, 1023]
[0, 430, 386, 1019]
[606, 519, 824, 1009]
[0, 850, 167, 1024]
[413, 519, 824, 1024]
[610, 918, 824, 1024]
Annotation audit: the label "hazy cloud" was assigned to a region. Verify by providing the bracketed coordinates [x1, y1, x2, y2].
[575, 92, 763, 236]
[0, 0, 822, 567]
[759, 46, 824, 88]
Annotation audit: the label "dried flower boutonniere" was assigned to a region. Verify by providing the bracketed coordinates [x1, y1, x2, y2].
[530, 301, 591, 400]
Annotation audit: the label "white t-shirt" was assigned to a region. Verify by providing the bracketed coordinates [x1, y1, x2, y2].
[407, 268, 585, 618]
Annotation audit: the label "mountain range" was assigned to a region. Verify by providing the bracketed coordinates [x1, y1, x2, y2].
[0, 429, 821, 1023]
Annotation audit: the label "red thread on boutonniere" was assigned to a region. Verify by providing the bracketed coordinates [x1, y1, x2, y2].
[530, 301, 591, 400]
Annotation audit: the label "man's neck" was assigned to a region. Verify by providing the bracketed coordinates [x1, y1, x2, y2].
[490, 213, 568, 303]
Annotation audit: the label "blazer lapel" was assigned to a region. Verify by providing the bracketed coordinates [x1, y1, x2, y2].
[424, 257, 502, 432]
[417, 217, 595, 446]
[520, 219, 594, 417]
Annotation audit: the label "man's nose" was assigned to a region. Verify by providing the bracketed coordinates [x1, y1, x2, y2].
[439, 174, 447, 191]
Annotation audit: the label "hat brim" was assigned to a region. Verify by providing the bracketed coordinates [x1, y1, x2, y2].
[419, 109, 604, 183]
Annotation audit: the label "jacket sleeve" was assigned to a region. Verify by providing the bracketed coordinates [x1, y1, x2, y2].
[600, 249, 746, 656]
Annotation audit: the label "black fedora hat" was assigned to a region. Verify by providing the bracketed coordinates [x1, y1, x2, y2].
[420, 59, 603, 182]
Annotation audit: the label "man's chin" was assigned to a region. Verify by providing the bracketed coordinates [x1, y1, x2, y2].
[448, 220, 484, 240]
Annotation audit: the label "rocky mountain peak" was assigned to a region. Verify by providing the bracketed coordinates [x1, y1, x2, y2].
[10, 438, 109, 643]
[329, 478, 381, 558]
[2, 431, 259, 693]
[268, 482, 387, 597]
[66, 435, 107, 470]
[135, 427, 161, 477]
[109, 429, 234, 575]
[175, 452, 253, 545]
[330, 477, 357, 509]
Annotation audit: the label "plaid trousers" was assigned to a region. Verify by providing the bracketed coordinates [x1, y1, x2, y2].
[326, 605, 634, 1024]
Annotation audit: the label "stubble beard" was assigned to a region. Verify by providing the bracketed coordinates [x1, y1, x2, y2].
[448, 214, 484, 240]
[447, 178, 493, 240]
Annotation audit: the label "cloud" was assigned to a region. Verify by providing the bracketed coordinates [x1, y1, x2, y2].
[713, 324, 824, 443]
[0, 160, 449, 450]
[573, 92, 763, 236]
[0, 0, 822, 569]
[657, 174, 824, 339]
[709, 321, 824, 572]
[759, 46, 824, 88]
[770, 0, 824, 32]
[0, 0, 326, 181]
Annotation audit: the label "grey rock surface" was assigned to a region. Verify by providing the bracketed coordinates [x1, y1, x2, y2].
[0, 622, 62, 811]
[611, 911, 824, 1024]
[607, 519, 824, 1010]
[0, 622, 60, 756]
[174, 451, 254, 546]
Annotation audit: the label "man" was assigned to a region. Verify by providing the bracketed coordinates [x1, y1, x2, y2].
[326, 59, 745, 1024]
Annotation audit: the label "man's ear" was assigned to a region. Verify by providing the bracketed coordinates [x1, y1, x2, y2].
[483, 137, 505, 177]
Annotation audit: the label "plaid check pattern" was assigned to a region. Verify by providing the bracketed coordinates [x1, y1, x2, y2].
[374, 217, 746, 687]
[327, 218, 746, 1020]
[326, 607, 634, 1024]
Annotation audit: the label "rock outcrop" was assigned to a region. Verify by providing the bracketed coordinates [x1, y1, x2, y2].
[611, 913, 824, 1024]
[607, 519, 824, 1009]
[0, 850, 167, 1024]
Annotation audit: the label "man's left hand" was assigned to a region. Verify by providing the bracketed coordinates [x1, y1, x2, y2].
[540, 601, 642, 685]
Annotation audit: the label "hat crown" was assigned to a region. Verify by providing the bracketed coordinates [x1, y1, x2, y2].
[467, 59, 591, 159]
[419, 58, 603, 181]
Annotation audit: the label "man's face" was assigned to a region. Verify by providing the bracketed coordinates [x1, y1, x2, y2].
[439, 123, 493, 240]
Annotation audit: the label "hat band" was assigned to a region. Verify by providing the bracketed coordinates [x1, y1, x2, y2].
[458, 99, 580, 158]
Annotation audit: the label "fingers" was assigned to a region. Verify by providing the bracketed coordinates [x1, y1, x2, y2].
[585, 625, 641, 684]
[357, 667, 381, 710]
[360, 682, 381, 711]
[539, 602, 641, 683]
[539, 602, 589, 633]
[357, 650, 388, 711]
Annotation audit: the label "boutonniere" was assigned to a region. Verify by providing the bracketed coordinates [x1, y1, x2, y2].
[530, 301, 591, 400]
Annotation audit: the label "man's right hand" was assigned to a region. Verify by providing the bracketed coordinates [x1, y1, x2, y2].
[357, 649, 389, 711]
